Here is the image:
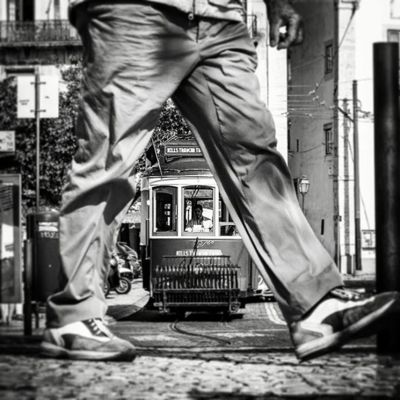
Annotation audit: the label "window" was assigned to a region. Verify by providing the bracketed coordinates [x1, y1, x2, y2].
[391, 0, 400, 19]
[362, 230, 376, 249]
[219, 196, 239, 237]
[388, 29, 400, 42]
[152, 186, 177, 236]
[13, 0, 34, 21]
[183, 186, 214, 235]
[324, 124, 334, 155]
[325, 42, 334, 75]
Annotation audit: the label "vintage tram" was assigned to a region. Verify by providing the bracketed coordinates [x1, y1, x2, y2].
[140, 141, 271, 315]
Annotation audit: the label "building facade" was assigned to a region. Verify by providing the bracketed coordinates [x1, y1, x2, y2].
[288, 0, 400, 274]
[0, 0, 79, 68]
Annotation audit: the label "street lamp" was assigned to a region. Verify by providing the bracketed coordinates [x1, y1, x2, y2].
[298, 175, 310, 212]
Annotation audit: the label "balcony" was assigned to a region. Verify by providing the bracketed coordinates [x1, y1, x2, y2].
[0, 20, 80, 46]
[0, 16, 257, 44]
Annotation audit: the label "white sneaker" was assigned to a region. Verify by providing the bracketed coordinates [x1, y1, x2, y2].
[41, 318, 136, 361]
[291, 289, 399, 361]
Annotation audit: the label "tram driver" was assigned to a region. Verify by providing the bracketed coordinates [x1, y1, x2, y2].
[185, 204, 212, 233]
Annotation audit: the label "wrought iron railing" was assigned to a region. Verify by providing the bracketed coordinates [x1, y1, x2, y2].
[0, 20, 79, 44]
[0, 16, 257, 43]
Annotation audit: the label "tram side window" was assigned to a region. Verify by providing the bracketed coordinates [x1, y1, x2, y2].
[153, 186, 177, 235]
[183, 186, 214, 234]
[219, 196, 239, 236]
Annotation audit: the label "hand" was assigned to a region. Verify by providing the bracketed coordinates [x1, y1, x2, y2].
[265, 0, 303, 49]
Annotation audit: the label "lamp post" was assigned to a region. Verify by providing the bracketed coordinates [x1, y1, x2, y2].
[298, 175, 310, 212]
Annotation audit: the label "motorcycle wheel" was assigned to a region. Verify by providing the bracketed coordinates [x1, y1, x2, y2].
[115, 277, 132, 295]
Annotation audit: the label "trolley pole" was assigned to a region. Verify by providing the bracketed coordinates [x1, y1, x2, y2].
[352, 80, 362, 271]
[373, 42, 400, 354]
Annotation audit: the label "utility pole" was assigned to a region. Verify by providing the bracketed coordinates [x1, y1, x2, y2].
[35, 66, 41, 212]
[342, 98, 352, 274]
[352, 80, 362, 271]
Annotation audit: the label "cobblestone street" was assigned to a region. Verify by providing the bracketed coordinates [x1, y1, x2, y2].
[1, 352, 400, 399]
[1, 285, 400, 399]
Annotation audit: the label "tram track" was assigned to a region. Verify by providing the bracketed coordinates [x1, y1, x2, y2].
[168, 303, 286, 346]
[169, 314, 232, 345]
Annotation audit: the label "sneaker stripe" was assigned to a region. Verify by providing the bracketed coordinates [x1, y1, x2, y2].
[307, 297, 373, 324]
[295, 296, 396, 360]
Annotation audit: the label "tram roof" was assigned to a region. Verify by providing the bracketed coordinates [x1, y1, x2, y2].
[145, 141, 211, 177]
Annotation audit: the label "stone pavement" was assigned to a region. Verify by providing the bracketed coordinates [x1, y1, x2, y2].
[1, 280, 400, 399]
[1, 352, 400, 399]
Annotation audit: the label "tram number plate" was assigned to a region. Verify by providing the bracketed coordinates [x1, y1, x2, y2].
[176, 249, 222, 256]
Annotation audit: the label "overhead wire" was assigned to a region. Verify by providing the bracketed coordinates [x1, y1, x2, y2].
[286, 4, 359, 118]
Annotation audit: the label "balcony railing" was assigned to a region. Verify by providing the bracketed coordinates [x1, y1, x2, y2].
[0, 20, 79, 45]
[0, 16, 257, 44]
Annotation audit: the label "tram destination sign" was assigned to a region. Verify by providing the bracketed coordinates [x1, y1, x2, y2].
[164, 144, 203, 157]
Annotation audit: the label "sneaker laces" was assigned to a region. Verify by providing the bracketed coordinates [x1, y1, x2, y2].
[84, 318, 113, 338]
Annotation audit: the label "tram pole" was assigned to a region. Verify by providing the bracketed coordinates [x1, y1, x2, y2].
[373, 42, 400, 354]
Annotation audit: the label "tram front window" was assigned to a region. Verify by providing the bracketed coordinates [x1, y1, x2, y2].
[183, 186, 214, 234]
[153, 186, 177, 235]
[219, 196, 239, 236]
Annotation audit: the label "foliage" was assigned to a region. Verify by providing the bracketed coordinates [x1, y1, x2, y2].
[0, 68, 80, 212]
[153, 98, 193, 145]
[0, 65, 193, 211]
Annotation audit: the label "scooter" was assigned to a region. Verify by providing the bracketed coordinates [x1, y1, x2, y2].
[104, 253, 132, 296]
[115, 242, 142, 280]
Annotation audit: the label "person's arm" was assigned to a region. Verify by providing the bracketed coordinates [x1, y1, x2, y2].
[264, 0, 303, 49]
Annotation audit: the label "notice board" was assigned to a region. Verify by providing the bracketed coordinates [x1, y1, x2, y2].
[0, 174, 22, 303]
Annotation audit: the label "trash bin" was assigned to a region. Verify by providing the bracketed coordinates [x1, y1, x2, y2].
[26, 209, 61, 302]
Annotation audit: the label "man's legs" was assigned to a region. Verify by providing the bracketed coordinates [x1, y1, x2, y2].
[43, 2, 199, 359]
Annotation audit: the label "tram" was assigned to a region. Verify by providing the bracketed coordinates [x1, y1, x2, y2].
[140, 140, 271, 315]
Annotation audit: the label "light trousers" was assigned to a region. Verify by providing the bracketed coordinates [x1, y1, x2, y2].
[47, 1, 343, 328]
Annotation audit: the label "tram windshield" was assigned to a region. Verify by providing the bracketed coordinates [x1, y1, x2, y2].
[151, 184, 239, 237]
[152, 186, 177, 235]
[183, 185, 214, 234]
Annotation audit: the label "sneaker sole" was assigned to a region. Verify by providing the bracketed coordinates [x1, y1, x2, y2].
[40, 342, 136, 362]
[295, 297, 397, 361]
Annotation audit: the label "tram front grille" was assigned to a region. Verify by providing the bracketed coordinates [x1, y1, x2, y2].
[152, 256, 240, 309]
